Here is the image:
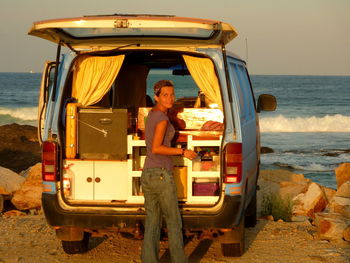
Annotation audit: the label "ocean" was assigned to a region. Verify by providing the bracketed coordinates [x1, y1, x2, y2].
[0, 72, 349, 189]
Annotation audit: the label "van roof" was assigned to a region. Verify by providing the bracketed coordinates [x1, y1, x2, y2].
[28, 14, 238, 49]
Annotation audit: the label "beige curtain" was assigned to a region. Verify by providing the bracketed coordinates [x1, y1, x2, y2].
[183, 55, 222, 109]
[72, 55, 125, 106]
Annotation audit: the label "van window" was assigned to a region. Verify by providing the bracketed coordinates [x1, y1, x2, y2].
[146, 69, 198, 100]
[234, 64, 255, 120]
[228, 61, 255, 123]
[228, 62, 245, 121]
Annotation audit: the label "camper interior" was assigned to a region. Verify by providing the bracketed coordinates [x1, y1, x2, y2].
[60, 50, 224, 205]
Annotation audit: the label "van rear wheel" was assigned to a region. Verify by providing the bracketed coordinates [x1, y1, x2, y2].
[61, 232, 90, 254]
[220, 215, 245, 257]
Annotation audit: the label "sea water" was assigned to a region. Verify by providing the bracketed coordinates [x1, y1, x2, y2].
[0, 73, 349, 189]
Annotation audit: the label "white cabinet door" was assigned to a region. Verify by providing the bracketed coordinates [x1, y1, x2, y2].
[66, 160, 94, 200]
[94, 161, 128, 200]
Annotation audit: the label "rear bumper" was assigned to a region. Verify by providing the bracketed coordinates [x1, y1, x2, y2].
[42, 193, 242, 230]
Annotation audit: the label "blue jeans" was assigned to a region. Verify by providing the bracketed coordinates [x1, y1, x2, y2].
[141, 168, 187, 263]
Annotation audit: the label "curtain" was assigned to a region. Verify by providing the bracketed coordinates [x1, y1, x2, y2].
[182, 55, 222, 110]
[72, 55, 125, 106]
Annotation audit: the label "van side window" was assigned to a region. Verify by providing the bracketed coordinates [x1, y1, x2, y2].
[228, 62, 246, 121]
[235, 64, 255, 120]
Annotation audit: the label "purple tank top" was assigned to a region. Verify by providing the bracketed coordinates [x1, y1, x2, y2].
[143, 110, 175, 171]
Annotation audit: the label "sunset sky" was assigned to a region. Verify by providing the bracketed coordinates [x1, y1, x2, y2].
[1, 0, 349, 75]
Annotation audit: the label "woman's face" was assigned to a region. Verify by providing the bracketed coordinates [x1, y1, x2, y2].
[154, 86, 175, 110]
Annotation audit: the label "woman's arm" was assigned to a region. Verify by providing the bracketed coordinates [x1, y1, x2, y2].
[152, 120, 196, 159]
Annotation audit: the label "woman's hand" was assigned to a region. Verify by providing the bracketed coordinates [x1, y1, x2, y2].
[183, 149, 197, 160]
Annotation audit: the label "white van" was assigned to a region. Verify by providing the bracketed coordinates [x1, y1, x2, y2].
[30, 14, 276, 257]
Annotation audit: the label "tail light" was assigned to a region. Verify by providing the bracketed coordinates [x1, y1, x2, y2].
[42, 141, 57, 181]
[223, 143, 242, 183]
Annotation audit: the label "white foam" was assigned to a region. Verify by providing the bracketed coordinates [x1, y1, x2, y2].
[0, 107, 37, 121]
[291, 163, 332, 172]
[260, 114, 350, 132]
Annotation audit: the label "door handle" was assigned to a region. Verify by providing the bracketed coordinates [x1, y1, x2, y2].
[87, 177, 92, 183]
[95, 177, 101, 183]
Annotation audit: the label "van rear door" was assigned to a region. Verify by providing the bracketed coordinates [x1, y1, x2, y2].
[38, 61, 56, 144]
[28, 15, 237, 50]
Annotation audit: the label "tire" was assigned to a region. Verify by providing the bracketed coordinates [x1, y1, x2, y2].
[220, 214, 245, 257]
[61, 232, 90, 254]
[0, 195, 4, 213]
[245, 190, 257, 228]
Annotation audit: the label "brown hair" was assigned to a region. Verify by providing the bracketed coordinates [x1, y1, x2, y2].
[153, 80, 174, 96]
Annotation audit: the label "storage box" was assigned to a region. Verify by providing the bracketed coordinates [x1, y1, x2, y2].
[192, 182, 219, 196]
[173, 167, 187, 199]
[78, 108, 128, 160]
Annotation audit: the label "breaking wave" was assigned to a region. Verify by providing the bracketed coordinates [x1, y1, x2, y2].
[274, 162, 335, 172]
[260, 114, 350, 132]
[0, 107, 37, 121]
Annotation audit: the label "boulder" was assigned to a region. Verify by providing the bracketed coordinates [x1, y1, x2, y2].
[328, 196, 350, 218]
[258, 170, 310, 216]
[314, 212, 350, 241]
[0, 124, 41, 173]
[322, 186, 337, 203]
[259, 169, 309, 184]
[335, 163, 350, 189]
[279, 181, 309, 200]
[11, 163, 42, 210]
[335, 181, 350, 198]
[260, 146, 274, 154]
[3, 209, 27, 217]
[293, 182, 328, 219]
[0, 166, 25, 195]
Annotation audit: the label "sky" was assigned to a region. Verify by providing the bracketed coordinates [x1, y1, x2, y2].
[1, 0, 349, 75]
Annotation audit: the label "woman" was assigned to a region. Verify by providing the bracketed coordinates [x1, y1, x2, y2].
[141, 80, 197, 263]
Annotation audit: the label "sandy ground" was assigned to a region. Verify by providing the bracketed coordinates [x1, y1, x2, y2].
[0, 213, 349, 263]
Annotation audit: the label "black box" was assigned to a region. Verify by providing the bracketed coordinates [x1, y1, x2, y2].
[78, 108, 127, 160]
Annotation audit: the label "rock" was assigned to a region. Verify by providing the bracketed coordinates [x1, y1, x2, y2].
[335, 181, 350, 198]
[11, 163, 42, 210]
[328, 196, 350, 218]
[293, 182, 328, 219]
[343, 226, 350, 241]
[291, 215, 310, 222]
[0, 166, 25, 195]
[314, 212, 350, 241]
[3, 210, 27, 217]
[0, 124, 41, 173]
[260, 170, 309, 184]
[258, 170, 310, 216]
[261, 146, 274, 154]
[322, 187, 337, 203]
[279, 181, 309, 200]
[335, 163, 350, 189]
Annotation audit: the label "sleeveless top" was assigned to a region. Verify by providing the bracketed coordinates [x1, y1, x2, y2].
[143, 110, 175, 171]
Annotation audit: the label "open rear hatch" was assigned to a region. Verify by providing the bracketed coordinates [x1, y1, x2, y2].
[28, 14, 237, 50]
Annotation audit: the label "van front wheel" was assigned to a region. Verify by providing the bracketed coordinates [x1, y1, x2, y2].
[219, 215, 245, 257]
[61, 232, 90, 254]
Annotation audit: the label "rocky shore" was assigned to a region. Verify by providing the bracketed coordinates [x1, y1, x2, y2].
[0, 124, 349, 262]
[0, 124, 41, 173]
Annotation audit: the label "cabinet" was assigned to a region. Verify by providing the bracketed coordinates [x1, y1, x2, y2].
[63, 159, 128, 201]
[127, 134, 222, 204]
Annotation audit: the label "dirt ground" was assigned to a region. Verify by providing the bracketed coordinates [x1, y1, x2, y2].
[0, 212, 349, 263]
